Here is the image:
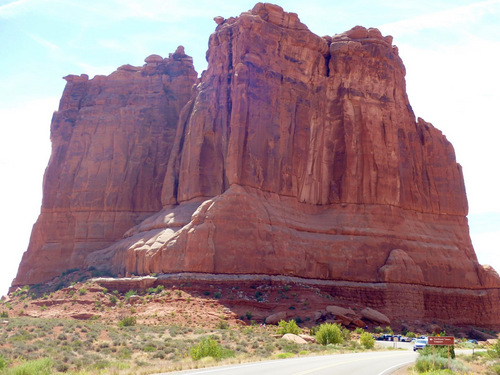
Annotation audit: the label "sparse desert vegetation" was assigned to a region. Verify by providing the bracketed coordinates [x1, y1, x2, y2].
[0, 315, 388, 374]
[1, 278, 498, 374]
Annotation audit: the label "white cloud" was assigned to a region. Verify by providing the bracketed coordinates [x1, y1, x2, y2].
[27, 33, 59, 51]
[399, 36, 500, 214]
[0, 0, 32, 17]
[0, 97, 56, 296]
[380, 0, 500, 35]
[471, 231, 500, 274]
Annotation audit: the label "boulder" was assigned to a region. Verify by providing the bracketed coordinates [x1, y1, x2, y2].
[312, 310, 326, 322]
[326, 305, 358, 326]
[299, 334, 317, 344]
[352, 319, 366, 328]
[361, 308, 391, 326]
[127, 295, 141, 304]
[282, 333, 308, 345]
[144, 54, 163, 63]
[213, 16, 225, 25]
[71, 313, 96, 320]
[265, 311, 287, 325]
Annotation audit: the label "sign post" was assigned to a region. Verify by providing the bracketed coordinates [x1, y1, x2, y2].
[428, 337, 455, 368]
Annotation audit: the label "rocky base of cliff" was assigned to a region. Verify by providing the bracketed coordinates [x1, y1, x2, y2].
[5, 273, 499, 334]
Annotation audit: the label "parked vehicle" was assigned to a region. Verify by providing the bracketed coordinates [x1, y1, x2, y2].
[376, 334, 393, 341]
[413, 338, 428, 351]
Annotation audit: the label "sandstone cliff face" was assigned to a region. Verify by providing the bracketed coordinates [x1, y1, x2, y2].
[101, 3, 486, 289]
[13, 48, 197, 285]
[163, 7, 467, 216]
[13, 3, 499, 328]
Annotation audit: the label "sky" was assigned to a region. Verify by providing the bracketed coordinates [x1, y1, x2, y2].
[0, 0, 499, 297]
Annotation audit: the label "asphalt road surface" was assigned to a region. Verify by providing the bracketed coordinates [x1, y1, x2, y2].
[159, 350, 418, 375]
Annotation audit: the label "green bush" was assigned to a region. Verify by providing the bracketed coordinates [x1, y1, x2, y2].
[315, 323, 343, 345]
[146, 285, 164, 294]
[420, 345, 455, 359]
[189, 338, 234, 361]
[124, 290, 138, 302]
[414, 354, 467, 373]
[490, 363, 500, 374]
[384, 326, 393, 335]
[3, 357, 53, 375]
[277, 320, 300, 335]
[276, 352, 294, 359]
[406, 331, 416, 338]
[342, 327, 351, 341]
[0, 311, 8, 318]
[415, 355, 448, 372]
[109, 295, 118, 305]
[360, 332, 375, 349]
[0, 354, 8, 370]
[118, 316, 137, 328]
[373, 326, 383, 334]
[488, 340, 500, 358]
[215, 318, 229, 330]
[354, 327, 365, 334]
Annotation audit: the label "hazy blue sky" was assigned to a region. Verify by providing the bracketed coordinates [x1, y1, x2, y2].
[1, 0, 499, 296]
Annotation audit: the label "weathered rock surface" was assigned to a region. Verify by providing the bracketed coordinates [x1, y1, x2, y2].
[12, 3, 499, 329]
[265, 311, 288, 325]
[282, 333, 308, 344]
[13, 48, 197, 286]
[361, 307, 391, 326]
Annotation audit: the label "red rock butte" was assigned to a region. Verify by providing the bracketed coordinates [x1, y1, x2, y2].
[12, 3, 500, 329]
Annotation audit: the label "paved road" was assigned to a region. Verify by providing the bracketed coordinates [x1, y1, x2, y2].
[158, 350, 417, 375]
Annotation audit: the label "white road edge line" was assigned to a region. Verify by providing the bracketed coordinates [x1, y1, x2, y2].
[377, 360, 415, 375]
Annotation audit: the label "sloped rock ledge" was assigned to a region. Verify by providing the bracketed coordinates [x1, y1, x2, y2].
[93, 272, 500, 330]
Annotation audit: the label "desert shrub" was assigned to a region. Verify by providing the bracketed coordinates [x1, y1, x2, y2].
[277, 320, 300, 335]
[488, 340, 500, 358]
[406, 331, 416, 338]
[118, 316, 136, 328]
[315, 323, 343, 345]
[276, 338, 301, 354]
[0, 354, 8, 370]
[342, 327, 351, 341]
[189, 338, 234, 360]
[146, 285, 164, 294]
[215, 318, 229, 330]
[354, 327, 364, 334]
[0, 311, 8, 318]
[384, 326, 393, 334]
[276, 352, 294, 359]
[490, 363, 500, 374]
[415, 355, 448, 372]
[360, 332, 375, 349]
[373, 326, 383, 334]
[421, 345, 455, 359]
[3, 357, 53, 375]
[109, 295, 118, 305]
[414, 354, 467, 373]
[124, 290, 138, 302]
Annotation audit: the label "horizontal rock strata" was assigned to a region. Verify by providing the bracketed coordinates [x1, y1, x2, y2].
[12, 3, 499, 329]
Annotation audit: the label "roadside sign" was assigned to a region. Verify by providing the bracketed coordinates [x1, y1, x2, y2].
[428, 337, 455, 346]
